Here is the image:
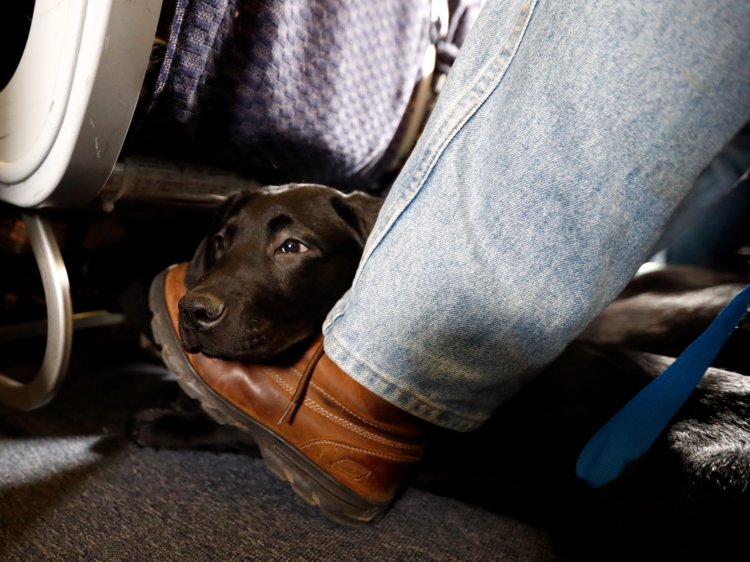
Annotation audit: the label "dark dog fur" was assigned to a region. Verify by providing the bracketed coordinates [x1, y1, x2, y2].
[138, 182, 750, 560]
[178, 184, 381, 361]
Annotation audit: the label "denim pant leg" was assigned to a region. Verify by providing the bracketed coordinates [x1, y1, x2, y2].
[323, 0, 750, 431]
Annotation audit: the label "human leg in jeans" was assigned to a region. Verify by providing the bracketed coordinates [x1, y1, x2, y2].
[324, 0, 750, 431]
[153, 0, 750, 522]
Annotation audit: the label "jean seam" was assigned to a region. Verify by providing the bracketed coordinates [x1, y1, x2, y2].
[323, 0, 539, 427]
[350, 0, 539, 296]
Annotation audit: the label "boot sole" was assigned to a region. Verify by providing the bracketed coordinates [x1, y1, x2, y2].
[148, 268, 390, 526]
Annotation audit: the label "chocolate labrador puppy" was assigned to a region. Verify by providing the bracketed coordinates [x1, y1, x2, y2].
[139, 182, 750, 559]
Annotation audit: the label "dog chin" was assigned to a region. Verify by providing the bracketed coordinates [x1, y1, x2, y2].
[182, 341, 282, 364]
[181, 329, 315, 364]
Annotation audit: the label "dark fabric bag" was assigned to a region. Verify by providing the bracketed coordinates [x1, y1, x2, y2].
[126, 0, 481, 191]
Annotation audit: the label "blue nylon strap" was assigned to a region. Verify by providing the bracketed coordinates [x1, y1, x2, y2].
[576, 282, 750, 488]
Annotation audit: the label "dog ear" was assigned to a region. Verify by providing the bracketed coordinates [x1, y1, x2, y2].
[330, 192, 383, 246]
[185, 191, 248, 287]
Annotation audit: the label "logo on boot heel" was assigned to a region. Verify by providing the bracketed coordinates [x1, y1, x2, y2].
[332, 459, 371, 480]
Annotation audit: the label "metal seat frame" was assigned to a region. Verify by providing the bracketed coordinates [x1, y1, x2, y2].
[0, 0, 446, 410]
[0, 0, 163, 409]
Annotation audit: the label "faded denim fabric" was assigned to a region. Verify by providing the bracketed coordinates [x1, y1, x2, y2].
[323, 0, 750, 431]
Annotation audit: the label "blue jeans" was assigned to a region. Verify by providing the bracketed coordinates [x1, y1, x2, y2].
[323, 0, 750, 431]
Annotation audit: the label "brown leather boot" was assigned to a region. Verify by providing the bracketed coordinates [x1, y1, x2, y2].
[149, 263, 430, 525]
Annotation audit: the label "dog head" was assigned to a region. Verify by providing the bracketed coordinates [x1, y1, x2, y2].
[178, 183, 382, 362]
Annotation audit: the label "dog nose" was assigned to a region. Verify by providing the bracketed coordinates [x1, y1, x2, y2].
[179, 292, 227, 331]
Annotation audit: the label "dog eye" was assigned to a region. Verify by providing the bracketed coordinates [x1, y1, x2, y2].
[278, 239, 309, 254]
[213, 233, 226, 251]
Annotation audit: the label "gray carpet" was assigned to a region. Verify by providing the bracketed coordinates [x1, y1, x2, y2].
[0, 328, 562, 561]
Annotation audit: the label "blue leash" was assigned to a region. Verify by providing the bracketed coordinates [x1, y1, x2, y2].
[576, 282, 750, 488]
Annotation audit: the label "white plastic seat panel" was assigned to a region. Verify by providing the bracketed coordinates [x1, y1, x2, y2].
[0, 0, 162, 208]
